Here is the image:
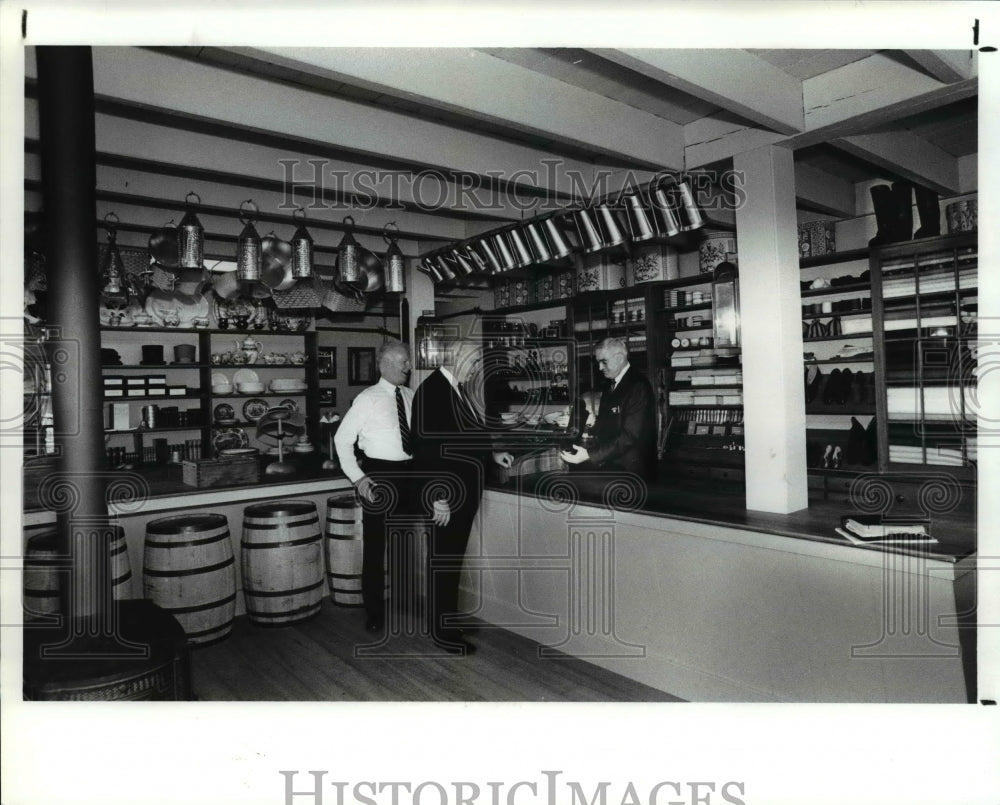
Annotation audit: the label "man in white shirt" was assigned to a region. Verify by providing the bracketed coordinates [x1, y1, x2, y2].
[334, 341, 414, 633]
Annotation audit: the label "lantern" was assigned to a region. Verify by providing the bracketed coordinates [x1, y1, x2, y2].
[290, 207, 314, 279]
[382, 222, 405, 293]
[178, 191, 204, 269]
[236, 200, 262, 282]
[337, 215, 361, 285]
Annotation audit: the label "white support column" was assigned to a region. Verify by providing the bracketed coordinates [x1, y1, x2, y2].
[733, 145, 808, 513]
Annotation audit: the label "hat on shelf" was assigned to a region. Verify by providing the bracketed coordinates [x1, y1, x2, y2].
[101, 348, 122, 366]
[141, 344, 165, 365]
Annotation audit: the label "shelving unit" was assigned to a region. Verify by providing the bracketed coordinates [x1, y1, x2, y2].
[798, 248, 877, 475]
[100, 326, 318, 464]
[571, 284, 658, 394]
[481, 313, 573, 426]
[658, 274, 745, 482]
[870, 233, 978, 479]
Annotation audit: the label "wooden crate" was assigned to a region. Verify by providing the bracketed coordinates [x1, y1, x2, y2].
[179, 456, 259, 488]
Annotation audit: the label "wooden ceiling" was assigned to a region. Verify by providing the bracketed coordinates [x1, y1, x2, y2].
[23, 46, 978, 262]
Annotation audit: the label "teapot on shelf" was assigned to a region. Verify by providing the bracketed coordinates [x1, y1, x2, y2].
[236, 336, 263, 365]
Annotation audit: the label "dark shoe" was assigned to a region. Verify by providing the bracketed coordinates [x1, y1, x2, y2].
[913, 185, 941, 239]
[864, 417, 879, 466]
[837, 368, 854, 405]
[847, 417, 866, 465]
[868, 185, 895, 247]
[891, 180, 914, 242]
[822, 368, 843, 405]
[805, 367, 823, 404]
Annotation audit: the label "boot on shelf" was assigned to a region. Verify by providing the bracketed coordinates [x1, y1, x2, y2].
[868, 184, 895, 247]
[913, 185, 941, 238]
[891, 180, 914, 242]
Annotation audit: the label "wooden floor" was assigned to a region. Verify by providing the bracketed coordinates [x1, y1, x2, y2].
[190, 604, 683, 702]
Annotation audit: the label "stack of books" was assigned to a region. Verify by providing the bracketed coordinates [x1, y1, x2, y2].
[836, 515, 937, 546]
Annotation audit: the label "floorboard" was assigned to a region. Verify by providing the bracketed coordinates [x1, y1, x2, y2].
[190, 604, 684, 702]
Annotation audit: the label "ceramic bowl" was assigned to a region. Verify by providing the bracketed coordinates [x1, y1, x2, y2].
[212, 383, 234, 395]
[236, 382, 265, 394]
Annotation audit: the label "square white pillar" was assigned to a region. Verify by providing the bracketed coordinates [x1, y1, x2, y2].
[733, 145, 808, 513]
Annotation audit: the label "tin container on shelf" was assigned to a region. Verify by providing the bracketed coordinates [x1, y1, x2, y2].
[946, 199, 977, 233]
[797, 221, 836, 257]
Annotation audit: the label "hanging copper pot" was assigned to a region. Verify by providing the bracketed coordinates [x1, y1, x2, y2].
[505, 226, 533, 268]
[542, 214, 574, 259]
[419, 256, 445, 283]
[525, 220, 553, 263]
[624, 193, 656, 242]
[236, 200, 262, 283]
[472, 238, 503, 273]
[178, 191, 204, 269]
[148, 220, 180, 269]
[651, 185, 683, 238]
[595, 203, 627, 247]
[678, 179, 705, 231]
[451, 246, 476, 277]
[261, 232, 295, 291]
[290, 207, 314, 279]
[574, 208, 604, 253]
[490, 232, 517, 271]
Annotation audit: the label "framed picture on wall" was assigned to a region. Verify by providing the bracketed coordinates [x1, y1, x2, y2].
[317, 347, 336, 378]
[319, 388, 336, 406]
[348, 347, 377, 386]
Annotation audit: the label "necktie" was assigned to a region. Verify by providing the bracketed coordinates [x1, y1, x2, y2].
[396, 386, 411, 455]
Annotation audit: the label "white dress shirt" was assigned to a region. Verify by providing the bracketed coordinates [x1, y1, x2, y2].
[334, 377, 414, 483]
[611, 362, 630, 391]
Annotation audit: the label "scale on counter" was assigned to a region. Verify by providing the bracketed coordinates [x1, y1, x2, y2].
[255, 408, 305, 475]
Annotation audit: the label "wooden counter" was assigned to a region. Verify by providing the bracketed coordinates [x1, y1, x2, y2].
[462, 477, 975, 703]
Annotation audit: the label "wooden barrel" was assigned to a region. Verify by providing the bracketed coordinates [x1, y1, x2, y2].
[24, 527, 132, 620]
[241, 500, 324, 626]
[23, 531, 61, 620]
[324, 495, 364, 606]
[143, 514, 237, 646]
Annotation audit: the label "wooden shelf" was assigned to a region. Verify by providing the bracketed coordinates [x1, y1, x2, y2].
[102, 363, 209, 370]
[800, 281, 871, 299]
[799, 247, 870, 269]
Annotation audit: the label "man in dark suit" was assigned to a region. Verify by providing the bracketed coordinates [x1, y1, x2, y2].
[560, 337, 657, 480]
[410, 339, 513, 654]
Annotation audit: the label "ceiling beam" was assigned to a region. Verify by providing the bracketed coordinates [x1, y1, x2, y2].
[24, 150, 473, 243]
[246, 47, 685, 171]
[684, 115, 784, 169]
[793, 163, 856, 217]
[802, 52, 950, 135]
[591, 48, 804, 135]
[25, 47, 609, 203]
[23, 98, 528, 225]
[904, 50, 974, 83]
[831, 130, 960, 194]
[789, 74, 977, 151]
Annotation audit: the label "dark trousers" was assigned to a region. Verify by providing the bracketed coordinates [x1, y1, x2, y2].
[359, 457, 413, 622]
[429, 494, 480, 639]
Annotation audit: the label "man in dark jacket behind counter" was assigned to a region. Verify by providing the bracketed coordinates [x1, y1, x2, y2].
[559, 337, 657, 480]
